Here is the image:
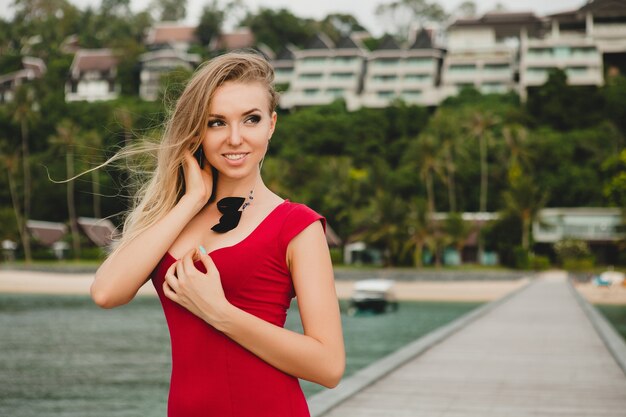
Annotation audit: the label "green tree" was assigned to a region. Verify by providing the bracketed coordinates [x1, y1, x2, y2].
[502, 163, 548, 250]
[48, 119, 82, 259]
[602, 149, 626, 208]
[317, 13, 366, 42]
[196, 1, 225, 47]
[375, 0, 447, 41]
[151, 0, 186, 21]
[11, 85, 39, 263]
[240, 8, 316, 52]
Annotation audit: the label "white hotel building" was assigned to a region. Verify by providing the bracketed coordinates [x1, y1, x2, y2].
[276, 0, 626, 109]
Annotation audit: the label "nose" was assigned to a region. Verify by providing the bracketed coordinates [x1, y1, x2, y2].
[227, 125, 242, 146]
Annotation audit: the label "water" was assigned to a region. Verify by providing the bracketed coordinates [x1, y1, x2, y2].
[0, 294, 480, 416]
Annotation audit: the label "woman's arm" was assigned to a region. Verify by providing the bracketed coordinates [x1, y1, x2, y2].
[163, 221, 345, 388]
[91, 152, 211, 308]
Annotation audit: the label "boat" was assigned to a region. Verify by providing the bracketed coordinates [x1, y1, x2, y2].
[348, 279, 398, 315]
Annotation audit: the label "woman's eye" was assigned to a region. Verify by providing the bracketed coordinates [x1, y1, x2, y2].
[208, 119, 225, 128]
[245, 115, 261, 124]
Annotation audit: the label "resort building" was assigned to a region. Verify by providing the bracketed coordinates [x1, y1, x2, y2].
[209, 27, 256, 51]
[65, 49, 120, 102]
[139, 48, 200, 101]
[279, 33, 368, 111]
[533, 207, 625, 264]
[521, 0, 626, 92]
[0, 57, 46, 103]
[272, 46, 296, 89]
[361, 30, 444, 107]
[442, 12, 542, 96]
[145, 22, 197, 52]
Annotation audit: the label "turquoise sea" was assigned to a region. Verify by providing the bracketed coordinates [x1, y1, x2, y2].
[0, 294, 480, 417]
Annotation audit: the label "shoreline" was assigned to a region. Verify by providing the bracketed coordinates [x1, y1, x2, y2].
[1, 270, 624, 304]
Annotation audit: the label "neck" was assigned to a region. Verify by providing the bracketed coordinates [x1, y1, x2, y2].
[214, 173, 261, 202]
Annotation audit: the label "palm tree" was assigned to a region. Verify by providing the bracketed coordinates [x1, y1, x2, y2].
[81, 130, 104, 219]
[49, 120, 82, 259]
[0, 147, 27, 259]
[429, 108, 462, 212]
[466, 110, 499, 213]
[466, 110, 499, 261]
[502, 163, 549, 250]
[412, 133, 444, 215]
[11, 85, 39, 263]
[405, 198, 430, 267]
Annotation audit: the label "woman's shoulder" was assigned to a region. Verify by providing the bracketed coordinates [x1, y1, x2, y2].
[275, 200, 326, 251]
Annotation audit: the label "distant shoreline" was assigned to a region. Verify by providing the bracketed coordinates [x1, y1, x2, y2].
[1, 270, 624, 304]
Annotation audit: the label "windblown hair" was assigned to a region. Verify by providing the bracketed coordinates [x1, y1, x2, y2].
[110, 50, 278, 254]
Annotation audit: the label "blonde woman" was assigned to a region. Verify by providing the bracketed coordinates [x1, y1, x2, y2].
[91, 51, 345, 416]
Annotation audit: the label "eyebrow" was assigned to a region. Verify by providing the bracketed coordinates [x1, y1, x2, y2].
[208, 108, 261, 118]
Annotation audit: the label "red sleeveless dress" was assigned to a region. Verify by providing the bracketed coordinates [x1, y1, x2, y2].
[151, 200, 325, 417]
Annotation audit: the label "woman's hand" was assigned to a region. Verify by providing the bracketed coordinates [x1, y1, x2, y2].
[162, 248, 232, 326]
[181, 149, 213, 211]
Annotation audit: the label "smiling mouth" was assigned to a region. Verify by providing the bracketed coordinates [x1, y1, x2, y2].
[223, 153, 248, 160]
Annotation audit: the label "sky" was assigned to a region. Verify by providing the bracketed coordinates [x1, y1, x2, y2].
[1, 0, 586, 36]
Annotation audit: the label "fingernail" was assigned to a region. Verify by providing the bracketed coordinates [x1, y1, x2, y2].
[199, 245, 207, 255]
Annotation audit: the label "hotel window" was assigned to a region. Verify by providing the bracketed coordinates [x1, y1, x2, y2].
[571, 47, 596, 58]
[448, 64, 476, 73]
[481, 82, 506, 93]
[404, 74, 431, 82]
[484, 63, 509, 73]
[373, 75, 397, 82]
[526, 67, 549, 77]
[375, 58, 399, 66]
[302, 57, 327, 65]
[304, 88, 319, 96]
[327, 88, 345, 97]
[554, 46, 570, 58]
[528, 48, 552, 58]
[330, 72, 354, 80]
[299, 73, 323, 80]
[566, 66, 588, 76]
[405, 57, 432, 66]
[334, 56, 357, 64]
[377, 90, 394, 98]
[402, 90, 422, 100]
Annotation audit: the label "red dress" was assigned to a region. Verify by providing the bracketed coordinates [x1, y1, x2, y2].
[151, 200, 325, 417]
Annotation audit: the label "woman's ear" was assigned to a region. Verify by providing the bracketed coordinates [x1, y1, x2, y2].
[268, 111, 278, 140]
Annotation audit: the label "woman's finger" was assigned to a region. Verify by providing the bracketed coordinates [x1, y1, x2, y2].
[182, 248, 199, 277]
[197, 250, 218, 277]
[163, 280, 179, 302]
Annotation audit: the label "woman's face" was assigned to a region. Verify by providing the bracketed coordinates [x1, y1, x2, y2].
[202, 81, 276, 182]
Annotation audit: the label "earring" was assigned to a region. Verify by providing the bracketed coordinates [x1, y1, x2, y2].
[259, 157, 265, 171]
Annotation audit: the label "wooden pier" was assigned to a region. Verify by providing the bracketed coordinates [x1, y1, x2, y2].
[312, 271, 626, 417]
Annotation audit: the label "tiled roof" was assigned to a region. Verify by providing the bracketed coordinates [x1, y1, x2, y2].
[376, 34, 401, 50]
[78, 217, 116, 247]
[212, 28, 255, 50]
[26, 220, 67, 246]
[451, 11, 541, 27]
[275, 46, 295, 61]
[580, 0, 626, 15]
[410, 29, 433, 49]
[303, 33, 334, 50]
[336, 35, 359, 49]
[71, 49, 118, 72]
[146, 23, 197, 45]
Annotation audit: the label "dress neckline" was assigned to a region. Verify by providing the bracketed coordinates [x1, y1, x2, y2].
[165, 199, 289, 261]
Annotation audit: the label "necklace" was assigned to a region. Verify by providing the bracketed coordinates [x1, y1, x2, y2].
[211, 188, 254, 233]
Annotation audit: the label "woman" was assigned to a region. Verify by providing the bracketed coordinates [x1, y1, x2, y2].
[91, 51, 345, 416]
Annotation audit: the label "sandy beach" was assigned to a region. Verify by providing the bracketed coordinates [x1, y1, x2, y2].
[1, 269, 624, 304]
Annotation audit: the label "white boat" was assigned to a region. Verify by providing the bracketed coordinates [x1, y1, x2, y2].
[348, 279, 398, 315]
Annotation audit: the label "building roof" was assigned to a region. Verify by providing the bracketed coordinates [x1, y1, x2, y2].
[139, 48, 201, 65]
[449, 11, 543, 38]
[212, 28, 255, 50]
[336, 35, 359, 49]
[303, 33, 334, 50]
[71, 49, 118, 72]
[78, 217, 117, 247]
[410, 29, 433, 49]
[146, 23, 197, 45]
[580, 0, 626, 16]
[376, 34, 401, 50]
[275, 45, 295, 61]
[26, 220, 67, 246]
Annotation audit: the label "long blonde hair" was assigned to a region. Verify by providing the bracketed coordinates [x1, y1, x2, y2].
[111, 50, 278, 254]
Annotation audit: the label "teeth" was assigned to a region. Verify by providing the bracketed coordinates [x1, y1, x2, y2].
[224, 154, 246, 160]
